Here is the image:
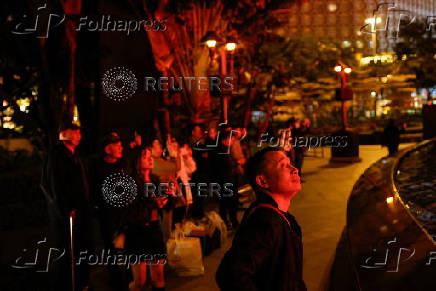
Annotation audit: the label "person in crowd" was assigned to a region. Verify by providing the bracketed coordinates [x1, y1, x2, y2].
[120, 145, 168, 291]
[211, 129, 240, 230]
[216, 147, 306, 291]
[382, 118, 402, 156]
[125, 128, 143, 172]
[190, 124, 211, 219]
[231, 127, 247, 173]
[173, 142, 197, 223]
[91, 132, 127, 289]
[151, 138, 178, 241]
[41, 120, 91, 291]
[291, 119, 305, 180]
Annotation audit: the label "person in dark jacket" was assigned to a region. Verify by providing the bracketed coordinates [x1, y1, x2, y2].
[382, 119, 401, 156]
[210, 129, 240, 229]
[91, 132, 128, 290]
[190, 124, 211, 218]
[41, 120, 91, 291]
[216, 147, 306, 291]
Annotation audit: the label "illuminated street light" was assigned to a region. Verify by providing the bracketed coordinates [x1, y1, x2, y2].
[365, 17, 381, 25]
[334, 66, 342, 72]
[226, 42, 236, 51]
[365, 17, 381, 55]
[344, 67, 352, 74]
[206, 40, 217, 48]
[371, 91, 377, 97]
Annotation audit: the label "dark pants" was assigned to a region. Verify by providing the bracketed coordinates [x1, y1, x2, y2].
[48, 212, 90, 291]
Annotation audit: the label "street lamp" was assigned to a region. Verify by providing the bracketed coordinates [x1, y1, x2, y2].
[201, 31, 237, 123]
[365, 17, 381, 55]
[334, 64, 352, 129]
[330, 64, 361, 163]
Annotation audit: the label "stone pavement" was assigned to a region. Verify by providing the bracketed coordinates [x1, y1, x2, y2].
[165, 143, 416, 291]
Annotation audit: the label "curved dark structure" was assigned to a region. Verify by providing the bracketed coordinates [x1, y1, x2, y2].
[328, 139, 436, 291]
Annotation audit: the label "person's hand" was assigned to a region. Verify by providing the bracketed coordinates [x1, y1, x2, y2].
[155, 197, 169, 208]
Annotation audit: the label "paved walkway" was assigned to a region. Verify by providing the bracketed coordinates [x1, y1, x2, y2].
[166, 144, 416, 291]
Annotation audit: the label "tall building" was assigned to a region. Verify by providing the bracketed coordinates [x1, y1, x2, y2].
[278, 0, 436, 55]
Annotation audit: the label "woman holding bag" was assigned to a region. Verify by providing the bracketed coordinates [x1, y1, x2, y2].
[120, 145, 169, 291]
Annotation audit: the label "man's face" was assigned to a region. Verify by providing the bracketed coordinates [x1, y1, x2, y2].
[105, 141, 123, 159]
[61, 129, 82, 147]
[152, 139, 162, 158]
[259, 151, 301, 197]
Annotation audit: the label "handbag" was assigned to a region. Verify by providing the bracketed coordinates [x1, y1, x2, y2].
[166, 226, 205, 276]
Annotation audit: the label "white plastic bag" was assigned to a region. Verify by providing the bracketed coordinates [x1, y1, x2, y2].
[205, 211, 228, 246]
[167, 227, 205, 276]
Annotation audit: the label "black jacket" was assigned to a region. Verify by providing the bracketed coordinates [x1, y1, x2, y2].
[216, 191, 306, 291]
[41, 143, 90, 221]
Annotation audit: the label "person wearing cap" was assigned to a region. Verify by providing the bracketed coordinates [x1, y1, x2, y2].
[90, 132, 126, 244]
[41, 119, 91, 291]
[216, 147, 306, 291]
[90, 131, 127, 289]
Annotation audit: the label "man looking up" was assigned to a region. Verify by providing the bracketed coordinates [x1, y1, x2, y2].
[216, 147, 306, 291]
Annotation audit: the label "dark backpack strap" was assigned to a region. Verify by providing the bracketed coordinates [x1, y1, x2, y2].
[248, 203, 292, 231]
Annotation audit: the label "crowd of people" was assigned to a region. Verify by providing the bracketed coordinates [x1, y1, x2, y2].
[41, 119, 252, 291]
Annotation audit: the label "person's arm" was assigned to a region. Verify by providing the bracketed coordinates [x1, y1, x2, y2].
[216, 209, 279, 290]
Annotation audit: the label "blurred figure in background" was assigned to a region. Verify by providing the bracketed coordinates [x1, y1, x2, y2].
[382, 118, 402, 156]
[190, 124, 210, 219]
[291, 119, 304, 179]
[211, 130, 240, 230]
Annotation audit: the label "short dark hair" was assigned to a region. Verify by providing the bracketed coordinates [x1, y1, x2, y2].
[244, 147, 281, 191]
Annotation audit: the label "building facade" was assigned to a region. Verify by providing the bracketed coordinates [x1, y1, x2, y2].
[279, 0, 436, 55]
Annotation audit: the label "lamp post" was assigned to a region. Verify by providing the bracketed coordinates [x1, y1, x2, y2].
[203, 31, 237, 123]
[365, 17, 381, 55]
[330, 64, 360, 163]
[334, 65, 352, 129]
